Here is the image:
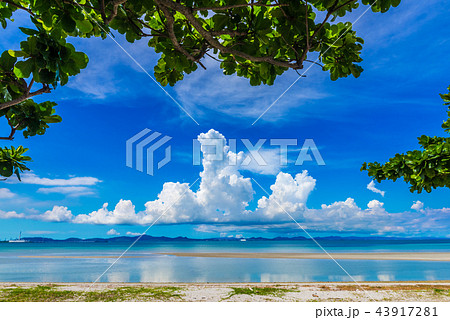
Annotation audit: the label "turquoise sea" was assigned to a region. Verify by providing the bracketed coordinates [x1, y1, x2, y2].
[0, 239, 450, 282]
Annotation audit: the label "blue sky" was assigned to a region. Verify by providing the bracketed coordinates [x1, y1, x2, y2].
[0, 0, 449, 240]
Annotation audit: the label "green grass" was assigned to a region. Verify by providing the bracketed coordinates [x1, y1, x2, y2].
[433, 288, 450, 296]
[227, 286, 294, 299]
[0, 285, 76, 302]
[84, 287, 183, 302]
[0, 285, 183, 302]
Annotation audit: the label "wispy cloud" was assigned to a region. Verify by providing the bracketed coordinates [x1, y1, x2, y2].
[6, 173, 101, 198]
[359, 0, 443, 51]
[37, 186, 96, 197]
[174, 58, 328, 122]
[10, 173, 101, 186]
[26, 230, 57, 235]
[126, 231, 141, 236]
[367, 181, 386, 197]
[66, 34, 160, 99]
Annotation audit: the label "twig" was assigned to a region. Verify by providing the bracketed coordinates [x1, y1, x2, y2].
[193, 2, 289, 11]
[205, 52, 222, 63]
[0, 116, 19, 140]
[210, 30, 249, 36]
[305, 59, 323, 67]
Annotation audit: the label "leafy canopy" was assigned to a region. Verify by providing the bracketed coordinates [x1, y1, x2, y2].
[362, 86, 450, 193]
[0, 0, 401, 179]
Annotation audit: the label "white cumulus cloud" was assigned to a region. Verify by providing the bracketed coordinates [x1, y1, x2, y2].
[0, 210, 25, 219]
[39, 206, 73, 222]
[3, 129, 450, 237]
[106, 229, 120, 236]
[0, 188, 15, 199]
[411, 201, 424, 211]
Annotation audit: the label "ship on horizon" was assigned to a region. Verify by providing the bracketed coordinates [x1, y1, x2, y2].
[8, 231, 28, 243]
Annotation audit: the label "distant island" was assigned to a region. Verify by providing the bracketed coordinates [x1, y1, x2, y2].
[2, 235, 450, 243]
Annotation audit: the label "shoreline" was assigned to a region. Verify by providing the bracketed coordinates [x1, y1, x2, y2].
[19, 251, 450, 261]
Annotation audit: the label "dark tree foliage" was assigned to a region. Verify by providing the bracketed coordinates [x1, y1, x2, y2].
[362, 86, 450, 193]
[0, 0, 401, 179]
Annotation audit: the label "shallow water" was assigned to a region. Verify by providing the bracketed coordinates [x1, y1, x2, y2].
[0, 240, 449, 282]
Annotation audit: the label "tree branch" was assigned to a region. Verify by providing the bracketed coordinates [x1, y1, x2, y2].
[156, 1, 206, 69]
[26, 79, 34, 94]
[0, 0, 35, 16]
[99, 0, 107, 21]
[210, 30, 249, 36]
[105, 0, 128, 24]
[299, 0, 309, 64]
[0, 85, 51, 111]
[157, 0, 301, 70]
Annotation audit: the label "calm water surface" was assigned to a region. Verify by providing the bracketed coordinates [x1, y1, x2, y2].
[0, 240, 449, 282]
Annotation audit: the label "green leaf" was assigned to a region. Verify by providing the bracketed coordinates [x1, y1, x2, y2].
[71, 51, 89, 69]
[13, 60, 34, 78]
[76, 20, 93, 33]
[0, 50, 17, 70]
[61, 14, 76, 33]
[7, 50, 25, 58]
[19, 27, 38, 35]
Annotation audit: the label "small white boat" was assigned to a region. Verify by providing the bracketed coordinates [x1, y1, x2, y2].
[240, 239, 247, 242]
[9, 232, 28, 243]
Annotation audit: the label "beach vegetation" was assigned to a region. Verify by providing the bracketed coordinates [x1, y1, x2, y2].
[433, 288, 450, 296]
[227, 286, 294, 298]
[0, 285, 183, 302]
[0, 285, 76, 302]
[83, 286, 183, 302]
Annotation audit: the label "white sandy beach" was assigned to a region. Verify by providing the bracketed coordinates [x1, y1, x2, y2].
[1, 282, 450, 302]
